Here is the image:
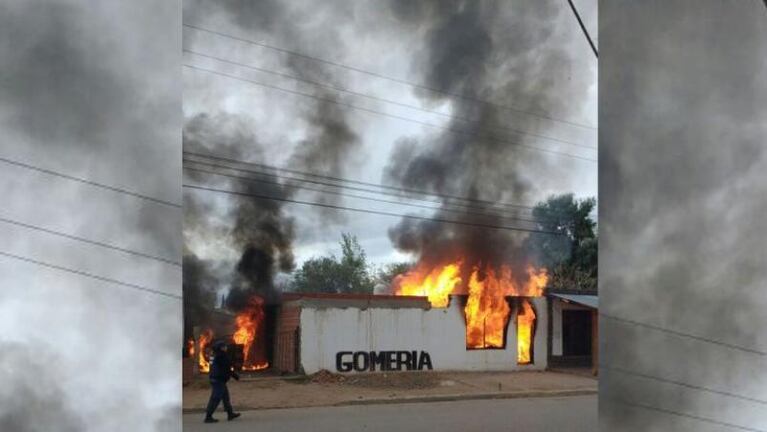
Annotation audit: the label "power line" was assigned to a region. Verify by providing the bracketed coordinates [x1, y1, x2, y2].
[610, 398, 765, 432]
[183, 184, 565, 236]
[184, 152, 596, 223]
[183, 157, 540, 221]
[183, 156, 584, 226]
[184, 159, 581, 226]
[183, 23, 597, 131]
[183, 151, 541, 211]
[183, 165, 541, 225]
[601, 313, 766, 356]
[184, 152, 597, 226]
[184, 64, 597, 163]
[601, 363, 767, 406]
[565, 0, 598, 58]
[184, 49, 596, 151]
[0, 156, 181, 209]
[0, 250, 181, 300]
[0, 216, 181, 267]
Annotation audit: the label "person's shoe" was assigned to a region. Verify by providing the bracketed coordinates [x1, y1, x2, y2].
[204, 416, 218, 423]
[227, 412, 241, 421]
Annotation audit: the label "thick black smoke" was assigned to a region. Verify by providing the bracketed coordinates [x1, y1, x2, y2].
[286, 98, 361, 221]
[228, 157, 296, 307]
[183, 113, 294, 308]
[184, 0, 361, 194]
[182, 251, 217, 343]
[384, 0, 589, 283]
[600, 1, 767, 430]
[183, 0, 363, 312]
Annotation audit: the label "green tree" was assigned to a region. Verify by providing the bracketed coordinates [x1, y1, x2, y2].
[290, 233, 376, 294]
[375, 262, 413, 287]
[525, 194, 597, 291]
[291, 257, 345, 294]
[337, 233, 376, 294]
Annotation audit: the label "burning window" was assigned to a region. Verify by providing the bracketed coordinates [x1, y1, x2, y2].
[464, 268, 513, 349]
[392, 261, 547, 356]
[516, 298, 536, 364]
[233, 296, 269, 371]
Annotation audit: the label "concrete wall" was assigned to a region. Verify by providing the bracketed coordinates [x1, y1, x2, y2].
[298, 297, 547, 374]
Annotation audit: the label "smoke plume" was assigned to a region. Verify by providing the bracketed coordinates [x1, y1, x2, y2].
[183, 112, 295, 307]
[600, 1, 767, 430]
[384, 0, 592, 284]
[0, 0, 181, 430]
[183, 0, 362, 308]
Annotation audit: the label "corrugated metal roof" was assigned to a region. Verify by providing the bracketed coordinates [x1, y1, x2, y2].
[549, 293, 598, 309]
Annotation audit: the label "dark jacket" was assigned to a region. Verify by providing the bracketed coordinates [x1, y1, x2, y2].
[209, 349, 239, 382]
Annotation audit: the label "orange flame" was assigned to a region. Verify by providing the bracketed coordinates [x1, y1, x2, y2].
[517, 299, 536, 364]
[464, 265, 545, 350]
[232, 297, 269, 371]
[198, 329, 213, 373]
[393, 262, 462, 307]
[465, 266, 512, 348]
[186, 338, 194, 357]
[392, 261, 547, 353]
[524, 266, 548, 297]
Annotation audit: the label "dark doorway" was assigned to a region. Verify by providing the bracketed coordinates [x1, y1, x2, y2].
[562, 310, 592, 356]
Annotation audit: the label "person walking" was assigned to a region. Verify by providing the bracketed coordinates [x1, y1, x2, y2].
[204, 340, 241, 423]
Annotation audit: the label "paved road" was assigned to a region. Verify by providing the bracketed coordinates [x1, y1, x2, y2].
[183, 395, 597, 432]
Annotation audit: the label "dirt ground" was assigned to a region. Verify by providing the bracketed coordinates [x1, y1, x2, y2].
[183, 369, 597, 411]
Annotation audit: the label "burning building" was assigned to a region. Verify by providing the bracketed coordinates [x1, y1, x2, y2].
[185, 284, 552, 376]
[185, 296, 272, 376]
[183, 202, 559, 376]
[394, 261, 548, 350]
[255, 251, 552, 374]
[270, 292, 548, 374]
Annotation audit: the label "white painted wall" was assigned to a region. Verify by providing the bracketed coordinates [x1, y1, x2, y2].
[299, 297, 548, 374]
[552, 298, 563, 356]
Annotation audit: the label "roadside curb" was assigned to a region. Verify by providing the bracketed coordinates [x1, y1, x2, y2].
[339, 388, 597, 406]
[182, 387, 597, 413]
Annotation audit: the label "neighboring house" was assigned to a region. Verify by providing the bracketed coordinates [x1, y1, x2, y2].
[547, 291, 598, 375]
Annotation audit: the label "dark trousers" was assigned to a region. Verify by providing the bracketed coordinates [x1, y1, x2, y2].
[205, 380, 233, 417]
